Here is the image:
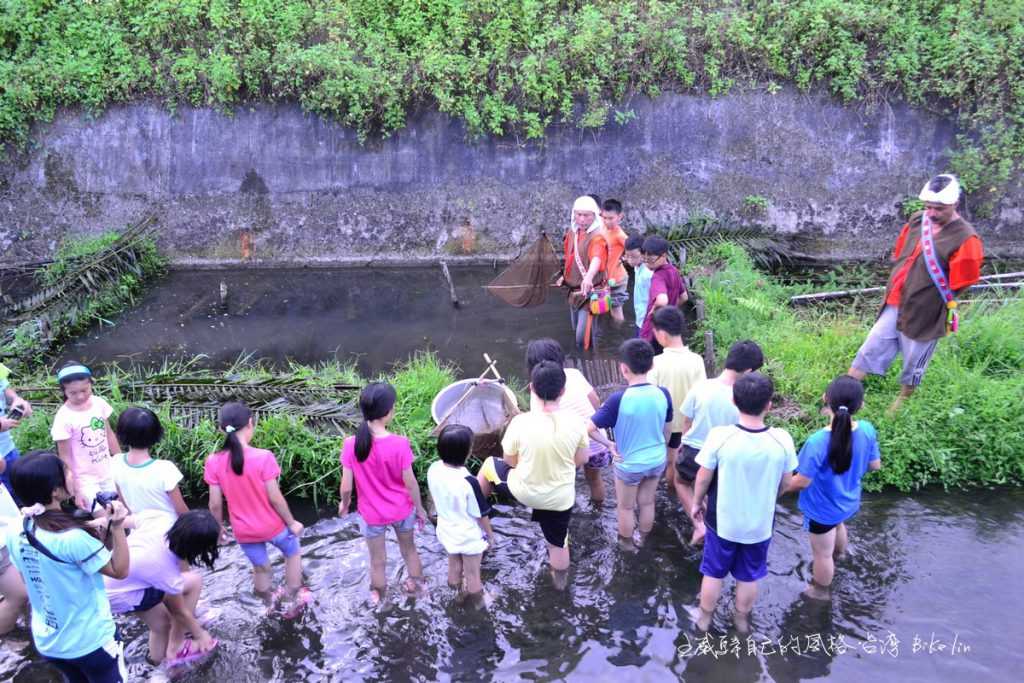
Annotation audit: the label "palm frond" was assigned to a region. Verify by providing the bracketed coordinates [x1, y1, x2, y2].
[650, 221, 801, 269]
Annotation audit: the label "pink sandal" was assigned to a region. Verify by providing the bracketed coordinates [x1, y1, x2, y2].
[164, 637, 218, 670]
[280, 586, 313, 620]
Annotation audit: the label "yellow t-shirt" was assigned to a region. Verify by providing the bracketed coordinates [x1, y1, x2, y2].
[500, 410, 588, 511]
[649, 346, 707, 433]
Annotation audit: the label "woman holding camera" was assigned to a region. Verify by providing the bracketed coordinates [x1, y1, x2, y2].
[4, 450, 130, 683]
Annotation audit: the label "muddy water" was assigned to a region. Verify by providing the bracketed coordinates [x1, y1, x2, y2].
[4, 483, 1021, 682]
[59, 267, 636, 379]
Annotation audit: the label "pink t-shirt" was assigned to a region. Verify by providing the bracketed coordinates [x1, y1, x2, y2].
[50, 396, 114, 489]
[341, 434, 414, 526]
[203, 445, 285, 543]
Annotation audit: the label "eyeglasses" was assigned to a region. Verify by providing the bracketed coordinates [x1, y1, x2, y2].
[643, 253, 665, 263]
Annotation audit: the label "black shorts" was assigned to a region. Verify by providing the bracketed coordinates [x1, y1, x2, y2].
[531, 507, 573, 548]
[132, 586, 165, 613]
[667, 432, 682, 449]
[675, 444, 701, 482]
[807, 518, 839, 535]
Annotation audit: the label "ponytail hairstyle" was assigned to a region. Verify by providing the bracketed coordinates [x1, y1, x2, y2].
[218, 402, 252, 476]
[10, 450, 101, 540]
[355, 382, 397, 463]
[826, 375, 865, 475]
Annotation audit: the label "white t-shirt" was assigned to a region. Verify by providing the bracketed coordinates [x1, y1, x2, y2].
[426, 461, 490, 556]
[696, 424, 798, 544]
[681, 378, 740, 449]
[111, 455, 183, 517]
[103, 510, 185, 614]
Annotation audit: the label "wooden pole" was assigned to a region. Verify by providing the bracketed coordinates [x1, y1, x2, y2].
[703, 330, 716, 377]
[441, 261, 460, 308]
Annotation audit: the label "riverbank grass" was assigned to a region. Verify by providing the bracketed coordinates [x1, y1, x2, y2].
[693, 244, 1024, 491]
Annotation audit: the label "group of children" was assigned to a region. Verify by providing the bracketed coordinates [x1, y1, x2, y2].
[0, 301, 884, 680]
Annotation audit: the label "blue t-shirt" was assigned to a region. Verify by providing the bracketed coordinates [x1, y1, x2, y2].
[5, 524, 115, 659]
[797, 421, 881, 526]
[591, 383, 672, 473]
[632, 264, 653, 329]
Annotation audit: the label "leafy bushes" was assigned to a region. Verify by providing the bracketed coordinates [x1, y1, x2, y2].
[1, 2, 1022, 206]
[12, 353, 455, 504]
[692, 243, 1024, 491]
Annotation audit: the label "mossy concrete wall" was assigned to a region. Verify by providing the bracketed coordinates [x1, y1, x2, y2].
[1, 88, 1021, 264]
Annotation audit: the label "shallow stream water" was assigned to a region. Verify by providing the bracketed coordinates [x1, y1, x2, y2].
[4, 266, 1022, 681]
[3, 484, 1021, 682]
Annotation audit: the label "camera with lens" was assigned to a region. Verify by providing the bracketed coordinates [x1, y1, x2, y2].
[68, 491, 120, 520]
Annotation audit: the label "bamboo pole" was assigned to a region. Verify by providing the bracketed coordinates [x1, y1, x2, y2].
[441, 261, 460, 308]
[789, 280, 1023, 305]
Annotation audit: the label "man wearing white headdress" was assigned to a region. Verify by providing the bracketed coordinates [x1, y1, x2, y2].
[849, 174, 984, 411]
[561, 195, 609, 348]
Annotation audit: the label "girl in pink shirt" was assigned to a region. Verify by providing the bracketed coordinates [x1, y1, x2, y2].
[205, 402, 310, 615]
[339, 382, 427, 604]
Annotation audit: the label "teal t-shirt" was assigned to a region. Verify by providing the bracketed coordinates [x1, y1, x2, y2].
[591, 384, 672, 473]
[797, 422, 881, 525]
[0, 380, 14, 456]
[632, 264, 653, 329]
[6, 524, 114, 658]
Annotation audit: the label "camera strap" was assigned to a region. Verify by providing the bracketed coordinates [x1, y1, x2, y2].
[21, 517, 106, 566]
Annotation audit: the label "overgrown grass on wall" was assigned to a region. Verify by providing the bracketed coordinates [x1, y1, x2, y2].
[692, 243, 1024, 492]
[1, 1, 1022, 210]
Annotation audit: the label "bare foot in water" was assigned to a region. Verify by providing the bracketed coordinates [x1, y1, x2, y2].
[696, 606, 714, 632]
[369, 587, 384, 606]
[734, 609, 752, 634]
[403, 576, 425, 595]
[802, 582, 831, 601]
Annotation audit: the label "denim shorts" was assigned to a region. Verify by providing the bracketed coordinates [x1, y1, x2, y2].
[609, 283, 629, 307]
[239, 527, 301, 567]
[614, 462, 666, 486]
[360, 509, 417, 539]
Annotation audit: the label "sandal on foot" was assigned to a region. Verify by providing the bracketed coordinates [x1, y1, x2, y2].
[164, 638, 218, 669]
[280, 586, 313, 620]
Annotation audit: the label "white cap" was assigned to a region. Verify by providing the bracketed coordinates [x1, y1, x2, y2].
[918, 174, 960, 205]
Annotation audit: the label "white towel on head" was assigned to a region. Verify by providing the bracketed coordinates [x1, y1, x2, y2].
[918, 174, 960, 205]
[570, 195, 603, 233]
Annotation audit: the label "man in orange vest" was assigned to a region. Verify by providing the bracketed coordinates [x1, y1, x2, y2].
[849, 174, 983, 412]
[561, 196, 609, 349]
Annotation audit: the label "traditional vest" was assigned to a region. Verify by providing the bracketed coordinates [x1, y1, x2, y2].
[563, 228, 607, 289]
[884, 213, 977, 342]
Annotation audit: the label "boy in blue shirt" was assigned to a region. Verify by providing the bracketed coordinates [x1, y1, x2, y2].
[589, 339, 672, 546]
[691, 372, 797, 631]
[623, 235, 652, 336]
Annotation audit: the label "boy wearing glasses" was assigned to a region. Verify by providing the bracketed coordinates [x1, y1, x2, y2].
[638, 236, 687, 350]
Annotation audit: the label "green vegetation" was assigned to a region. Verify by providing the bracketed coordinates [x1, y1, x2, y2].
[0, 225, 166, 371]
[1, 2, 1022, 209]
[691, 243, 1024, 491]
[12, 354, 454, 506]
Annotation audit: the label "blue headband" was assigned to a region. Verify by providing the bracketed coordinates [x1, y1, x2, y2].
[56, 365, 92, 381]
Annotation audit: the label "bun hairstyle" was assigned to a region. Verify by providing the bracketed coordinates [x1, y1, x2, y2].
[355, 383, 397, 463]
[10, 450, 101, 539]
[826, 375, 865, 475]
[218, 402, 252, 475]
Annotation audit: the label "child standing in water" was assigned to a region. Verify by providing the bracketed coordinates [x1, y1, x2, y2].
[427, 425, 492, 601]
[111, 407, 189, 517]
[50, 363, 120, 509]
[624, 234, 651, 336]
[785, 375, 882, 599]
[205, 402, 309, 614]
[691, 372, 797, 631]
[526, 338, 615, 504]
[339, 383, 427, 604]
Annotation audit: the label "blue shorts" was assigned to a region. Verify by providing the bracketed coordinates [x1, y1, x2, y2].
[360, 509, 417, 539]
[700, 526, 770, 582]
[239, 527, 301, 567]
[614, 462, 666, 486]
